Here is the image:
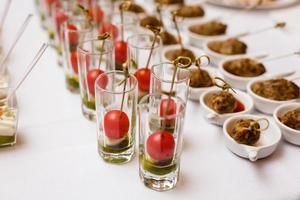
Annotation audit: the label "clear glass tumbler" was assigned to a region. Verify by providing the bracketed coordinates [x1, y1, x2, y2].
[138, 93, 186, 191]
[95, 70, 138, 164]
[127, 34, 162, 100]
[61, 17, 94, 92]
[0, 87, 18, 147]
[78, 37, 114, 121]
[151, 62, 191, 105]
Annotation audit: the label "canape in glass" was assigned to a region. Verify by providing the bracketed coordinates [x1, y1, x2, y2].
[95, 70, 138, 164]
[138, 93, 185, 191]
[151, 62, 191, 105]
[127, 33, 162, 101]
[78, 36, 114, 121]
[61, 17, 93, 92]
[0, 87, 18, 147]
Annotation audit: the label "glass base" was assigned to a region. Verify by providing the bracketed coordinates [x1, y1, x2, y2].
[81, 102, 96, 121]
[66, 75, 79, 93]
[98, 144, 134, 164]
[139, 166, 179, 191]
[0, 135, 16, 147]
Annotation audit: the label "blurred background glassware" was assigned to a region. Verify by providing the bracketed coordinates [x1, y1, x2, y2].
[99, 11, 138, 71]
[138, 93, 185, 191]
[61, 17, 94, 93]
[78, 36, 114, 121]
[95, 70, 138, 164]
[0, 86, 18, 147]
[127, 33, 162, 100]
[151, 62, 191, 106]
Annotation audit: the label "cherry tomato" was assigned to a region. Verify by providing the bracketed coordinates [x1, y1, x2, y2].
[146, 131, 175, 161]
[67, 24, 79, 46]
[45, 0, 57, 11]
[160, 98, 177, 126]
[234, 100, 245, 112]
[70, 51, 78, 74]
[55, 11, 69, 34]
[104, 110, 130, 139]
[114, 40, 127, 65]
[87, 68, 107, 96]
[134, 68, 151, 92]
[99, 23, 118, 40]
[89, 5, 104, 24]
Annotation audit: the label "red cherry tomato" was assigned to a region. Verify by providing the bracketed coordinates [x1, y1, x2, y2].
[146, 131, 175, 161]
[104, 110, 130, 139]
[114, 40, 127, 65]
[89, 5, 104, 24]
[134, 68, 151, 92]
[70, 51, 78, 74]
[55, 11, 69, 34]
[160, 98, 177, 126]
[45, 0, 57, 11]
[234, 100, 245, 112]
[67, 24, 79, 47]
[99, 23, 118, 40]
[87, 68, 107, 96]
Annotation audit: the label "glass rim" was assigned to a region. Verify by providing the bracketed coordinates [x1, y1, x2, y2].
[0, 86, 18, 108]
[95, 70, 138, 94]
[78, 37, 113, 56]
[139, 93, 186, 119]
[127, 33, 161, 50]
[151, 63, 191, 84]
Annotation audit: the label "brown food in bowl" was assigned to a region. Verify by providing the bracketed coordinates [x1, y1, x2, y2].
[160, 31, 178, 45]
[208, 38, 247, 55]
[189, 21, 227, 36]
[140, 16, 162, 28]
[155, 0, 184, 5]
[223, 58, 266, 77]
[206, 91, 238, 114]
[190, 68, 213, 88]
[122, 3, 145, 13]
[165, 48, 195, 62]
[174, 5, 205, 18]
[279, 108, 300, 131]
[230, 119, 261, 145]
[251, 79, 300, 101]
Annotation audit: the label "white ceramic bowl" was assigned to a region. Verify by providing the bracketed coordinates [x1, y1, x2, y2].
[188, 66, 218, 101]
[199, 88, 254, 125]
[223, 114, 282, 162]
[218, 56, 266, 91]
[203, 38, 247, 65]
[186, 19, 227, 48]
[273, 103, 300, 145]
[246, 78, 299, 115]
[162, 44, 204, 62]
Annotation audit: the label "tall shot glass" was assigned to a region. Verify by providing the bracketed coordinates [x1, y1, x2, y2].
[78, 35, 114, 121]
[138, 93, 186, 191]
[95, 70, 138, 164]
[61, 17, 94, 92]
[127, 33, 161, 100]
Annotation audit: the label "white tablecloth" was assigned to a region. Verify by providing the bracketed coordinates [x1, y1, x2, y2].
[0, 1, 300, 199]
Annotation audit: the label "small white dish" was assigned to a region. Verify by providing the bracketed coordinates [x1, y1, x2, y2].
[188, 66, 218, 101]
[162, 44, 204, 62]
[273, 103, 300, 145]
[246, 78, 299, 115]
[199, 88, 254, 125]
[203, 38, 247, 65]
[186, 19, 228, 48]
[218, 56, 266, 90]
[223, 114, 282, 162]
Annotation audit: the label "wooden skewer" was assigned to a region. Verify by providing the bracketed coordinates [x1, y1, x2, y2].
[7, 43, 49, 101]
[0, 14, 33, 74]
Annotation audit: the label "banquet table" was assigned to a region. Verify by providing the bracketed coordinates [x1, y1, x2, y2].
[0, 1, 300, 200]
